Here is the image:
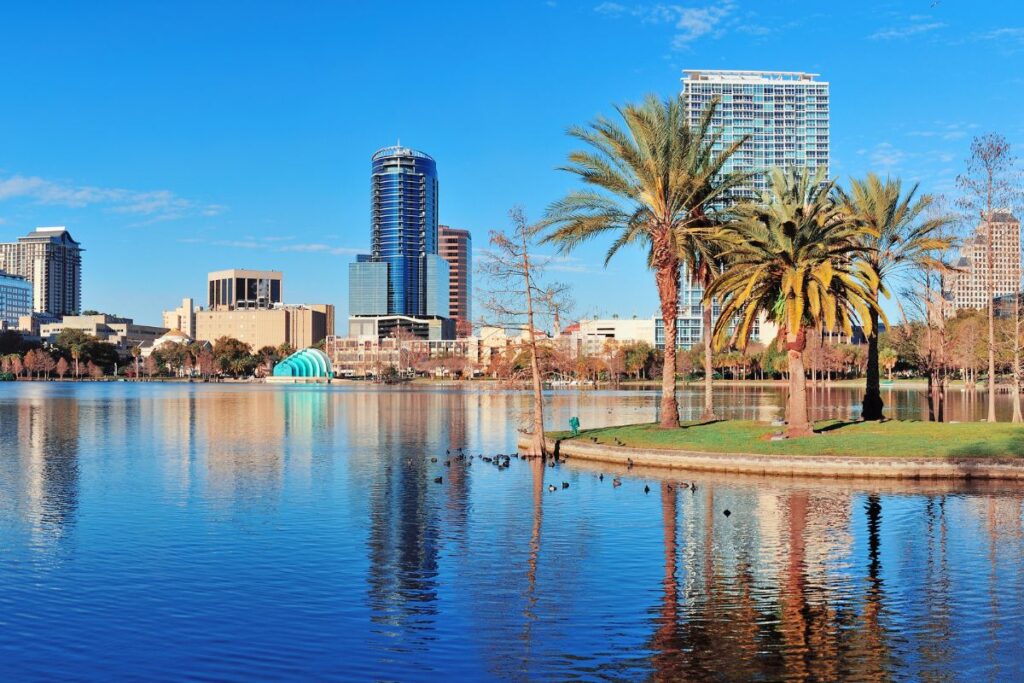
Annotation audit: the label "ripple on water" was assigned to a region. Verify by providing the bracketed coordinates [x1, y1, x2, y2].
[0, 383, 1022, 681]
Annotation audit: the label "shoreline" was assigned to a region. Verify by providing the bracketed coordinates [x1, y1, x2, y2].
[520, 434, 1024, 481]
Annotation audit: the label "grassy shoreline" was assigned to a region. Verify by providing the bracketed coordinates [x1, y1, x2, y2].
[550, 420, 1024, 458]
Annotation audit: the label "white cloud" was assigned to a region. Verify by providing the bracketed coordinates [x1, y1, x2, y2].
[0, 173, 224, 222]
[185, 236, 365, 256]
[972, 27, 1024, 53]
[594, 1, 736, 49]
[907, 121, 977, 141]
[869, 19, 945, 40]
[594, 1, 626, 15]
[278, 243, 364, 255]
[867, 142, 906, 172]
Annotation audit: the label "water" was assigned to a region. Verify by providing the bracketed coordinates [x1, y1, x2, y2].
[1, 382, 1023, 681]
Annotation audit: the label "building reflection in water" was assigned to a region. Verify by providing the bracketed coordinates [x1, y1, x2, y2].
[4, 385, 1024, 679]
[0, 393, 80, 550]
[353, 391, 446, 644]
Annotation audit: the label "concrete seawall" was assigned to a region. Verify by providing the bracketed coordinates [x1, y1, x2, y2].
[519, 436, 1024, 481]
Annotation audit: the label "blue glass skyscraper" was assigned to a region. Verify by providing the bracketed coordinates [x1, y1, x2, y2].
[349, 145, 451, 338]
[371, 145, 440, 315]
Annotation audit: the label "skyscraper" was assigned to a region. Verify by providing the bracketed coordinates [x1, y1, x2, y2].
[348, 145, 452, 339]
[948, 211, 1021, 311]
[0, 270, 32, 328]
[681, 70, 830, 197]
[661, 70, 829, 349]
[438, 226, 472, 335]
[0, 226, 83, 316]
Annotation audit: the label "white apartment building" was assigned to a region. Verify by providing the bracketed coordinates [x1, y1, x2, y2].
[681, 70, 830, 198]
[948, 211, 1021, 311]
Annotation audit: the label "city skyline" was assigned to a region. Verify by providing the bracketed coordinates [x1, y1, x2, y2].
[0, 2, 1020, 325]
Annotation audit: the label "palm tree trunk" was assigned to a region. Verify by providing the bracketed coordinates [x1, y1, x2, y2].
[862, 306, 884, 421]
[701, 299, 716, 421]
[655, 255, 681, 429]
[786, 327, 812, 437]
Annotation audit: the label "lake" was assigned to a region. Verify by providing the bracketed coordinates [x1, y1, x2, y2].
[1, 382, 1022, 681]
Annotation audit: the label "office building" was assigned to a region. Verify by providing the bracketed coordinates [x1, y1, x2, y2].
[948, 211, 1021, 311]
[196, 304, 334, 351]
[439, 225, 472, 335]
[681, 70, 830, 197]
[162, 297, 198, 338]
[0, 271, 32, 329]
[347, 314, 454, 341]
[208, 269, 282, 310]
[0, 226, 83, 316]
[348, 145, 452, 339]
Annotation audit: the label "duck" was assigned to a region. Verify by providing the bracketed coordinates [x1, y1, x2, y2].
[691, 482, 697, 492]
[430, 457, 438, 463]
[433, 476, 443, 484]
[627, 458, 634, 470]
[644, 485, 650, 494]
[612, 478, 622, 487]
[723, 509, 731, 517]
[561, 481, 569, 489]
[548, 484, 557, 492]
[599, 473, 604, 481]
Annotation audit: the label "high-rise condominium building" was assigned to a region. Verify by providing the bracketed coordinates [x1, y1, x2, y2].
[348, 145, 451, 339]
[0, 270, 32, 328]
[668, 70, 829, 348]
[948, 211, 1021, 311]
[681, 70, 830, 198]
[208, 269, 282, 310]
[0, 226, 83, 316]
[438, 226, 472, 334]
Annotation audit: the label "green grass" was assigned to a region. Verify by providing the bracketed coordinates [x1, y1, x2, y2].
[550, 420, 1024, 458]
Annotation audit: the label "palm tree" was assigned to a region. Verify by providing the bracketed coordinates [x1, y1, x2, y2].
[542, 94, 749, 428]
[679, 232, 725, 420]
[130, 344, 141, 380]
[707, 167, 883, 437]
[836, 174, 953, 420]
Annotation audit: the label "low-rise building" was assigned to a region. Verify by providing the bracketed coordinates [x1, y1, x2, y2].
[325, 335, 487, 377]
[347, 314, 455, 341]
[39, 314, 167, 353]
[196, 304, 334, 350]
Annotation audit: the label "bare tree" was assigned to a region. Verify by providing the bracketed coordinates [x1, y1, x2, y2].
[478, 207, 572, 456]
[957, 133, 1022, 422]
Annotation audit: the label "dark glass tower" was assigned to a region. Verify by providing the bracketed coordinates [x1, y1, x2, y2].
[371, 145, 439, 315]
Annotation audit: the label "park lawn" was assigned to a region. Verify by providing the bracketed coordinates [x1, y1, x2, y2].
[549, 420, 1024, 458]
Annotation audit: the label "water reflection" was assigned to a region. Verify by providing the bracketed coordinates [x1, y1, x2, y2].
[0, 384, 1023, 681]
[0, 391, 80, 548]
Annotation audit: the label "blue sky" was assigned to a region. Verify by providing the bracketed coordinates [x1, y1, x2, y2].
[0, 1, 1021, 325]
